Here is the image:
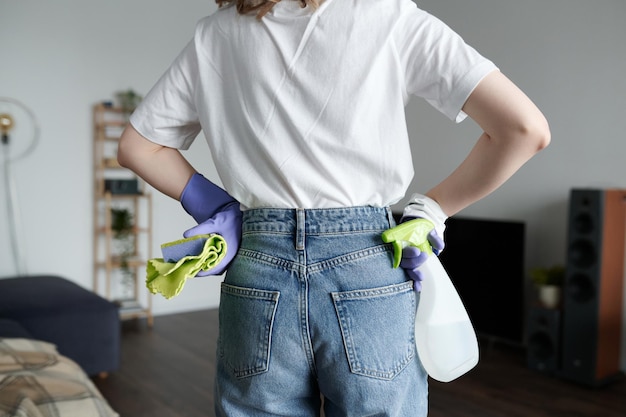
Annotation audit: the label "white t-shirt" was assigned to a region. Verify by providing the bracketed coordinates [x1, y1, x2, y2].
[130, 0, 497, 210]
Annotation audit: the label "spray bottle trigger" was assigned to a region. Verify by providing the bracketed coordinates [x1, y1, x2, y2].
[390, 240, 403, 268]
[381, 218, 435, 268]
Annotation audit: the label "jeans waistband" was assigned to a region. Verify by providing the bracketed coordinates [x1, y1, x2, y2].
[242, 206, 395, 235]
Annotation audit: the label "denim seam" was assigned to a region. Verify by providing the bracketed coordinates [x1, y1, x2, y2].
[307, 229, 383, 236]
[221, 283, 281, 301]
[244, 228, 385, 235]
[299, 259, 317, 376]
[296, 208, 306, 250]
[308, 244, 391, 274]
[331, 280, 413, 300]
[243, 229, 293, 235]
[236, 248, 296, 272]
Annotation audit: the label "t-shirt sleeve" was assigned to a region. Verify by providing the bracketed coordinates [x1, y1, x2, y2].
[394, 4, 498, 123]
[129, 38, 202, 150]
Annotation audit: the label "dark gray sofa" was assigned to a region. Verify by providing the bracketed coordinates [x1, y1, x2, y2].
[0, 275, 120, 376]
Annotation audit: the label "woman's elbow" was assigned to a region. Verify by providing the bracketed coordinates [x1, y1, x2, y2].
[518, 113, 551, 154]
[117, 125, 146, 169]
[117, 136, 132, 169]
[529, 116, 551, 152]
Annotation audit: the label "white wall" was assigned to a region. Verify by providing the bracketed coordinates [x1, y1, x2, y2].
[1, 0, 625, 344]
[0, 0, 222, 315]
[410, 0, 626, 269]
[410, 0, 626, 371]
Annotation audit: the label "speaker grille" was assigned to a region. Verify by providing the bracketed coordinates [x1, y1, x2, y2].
[527, 308, 560, 373]
[560, 189, 626, 386]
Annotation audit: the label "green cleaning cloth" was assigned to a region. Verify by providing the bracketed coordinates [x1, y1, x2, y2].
[146, 234, 227, 299]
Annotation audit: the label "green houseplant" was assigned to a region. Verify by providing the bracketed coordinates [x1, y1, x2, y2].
[111, 207, 135, 295]
[530, 265, 565, 287]
[115, 89, 142, 114]
[530, 265, 565, 309]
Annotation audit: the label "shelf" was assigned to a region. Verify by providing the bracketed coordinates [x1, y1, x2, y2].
[94, 104, 129, 114]
[93, 103, 153, 327]
[95, 257, 147, 270]
[95, 225, 150, 234]
[103, 158, 121, 168]
[95, 120, 127, 128]
[116, 299, 146, 313]
[96, 192, 147, 199]
[116, 299, 154, 326]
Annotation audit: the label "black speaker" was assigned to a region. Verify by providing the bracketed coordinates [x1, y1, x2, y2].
[560, 188, 626, 386]
[527, 308, 561, 373]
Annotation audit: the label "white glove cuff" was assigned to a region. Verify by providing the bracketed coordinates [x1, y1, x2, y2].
[402, 193, 448, 237]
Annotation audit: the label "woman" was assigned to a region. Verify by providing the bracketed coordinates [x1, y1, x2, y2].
[118, 0, 550, 415]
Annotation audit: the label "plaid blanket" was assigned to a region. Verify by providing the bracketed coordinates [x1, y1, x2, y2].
[0, 338, 118, 417]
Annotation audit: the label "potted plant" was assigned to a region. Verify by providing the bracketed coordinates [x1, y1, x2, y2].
[530, 265, 565, 309]
[111, 207, 135, 295]
[115, 89, 142, 115]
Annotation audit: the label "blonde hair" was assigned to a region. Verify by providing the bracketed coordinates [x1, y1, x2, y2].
[217, 0, 321, 20]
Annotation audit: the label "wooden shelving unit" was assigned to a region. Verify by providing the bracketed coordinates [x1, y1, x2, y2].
[93, 103, 153, 327]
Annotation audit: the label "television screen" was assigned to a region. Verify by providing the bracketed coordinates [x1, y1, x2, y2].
[438, 216, 526, 345]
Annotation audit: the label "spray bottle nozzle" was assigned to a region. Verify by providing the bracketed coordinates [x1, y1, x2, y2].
[381, 218, 435, 268]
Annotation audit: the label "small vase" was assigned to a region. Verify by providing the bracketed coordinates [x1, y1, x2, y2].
[539, 285, 561, 309]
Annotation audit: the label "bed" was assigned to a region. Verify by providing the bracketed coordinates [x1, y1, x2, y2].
[0, 338, 118, 417]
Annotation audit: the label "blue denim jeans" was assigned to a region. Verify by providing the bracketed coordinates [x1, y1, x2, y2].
[215, 207, 428, 417]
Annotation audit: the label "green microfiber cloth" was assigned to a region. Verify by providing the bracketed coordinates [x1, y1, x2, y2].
[146, 234, 227, 299]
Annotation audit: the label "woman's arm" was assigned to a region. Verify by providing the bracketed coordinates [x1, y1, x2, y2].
[426, 71, 551, 216]
[117, 124, 196, 200]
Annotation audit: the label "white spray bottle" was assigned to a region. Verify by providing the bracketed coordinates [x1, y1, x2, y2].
[382, 218, 479, 382]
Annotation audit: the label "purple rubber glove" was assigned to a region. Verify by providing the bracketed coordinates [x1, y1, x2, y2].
[183, 201, 242, 276]
[399, 230, 444, 291]
[181, 173, 238, 223]
[180, 173, 242, 276]
[398, 193, 448, 291]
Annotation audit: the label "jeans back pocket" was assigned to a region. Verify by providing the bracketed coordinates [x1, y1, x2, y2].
[332, 281, 416, 380]
[219, 283, 280, 378]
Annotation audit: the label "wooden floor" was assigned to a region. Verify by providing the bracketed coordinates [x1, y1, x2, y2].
[94, 309, 626, 417]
